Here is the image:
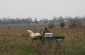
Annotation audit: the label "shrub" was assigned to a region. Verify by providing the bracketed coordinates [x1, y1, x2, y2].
[60, 22, 65, 28]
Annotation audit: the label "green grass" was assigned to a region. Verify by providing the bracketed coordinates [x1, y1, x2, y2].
[0, 36, 40, 55]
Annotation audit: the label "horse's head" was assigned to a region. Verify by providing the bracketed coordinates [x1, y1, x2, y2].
[27, 30, 34, 35]
[27, 30, 36, 38]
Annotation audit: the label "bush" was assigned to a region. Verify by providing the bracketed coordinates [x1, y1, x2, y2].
[60, 22, 65, 28]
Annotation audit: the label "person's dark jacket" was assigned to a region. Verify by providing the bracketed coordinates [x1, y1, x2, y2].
[43, 29, 50, 36]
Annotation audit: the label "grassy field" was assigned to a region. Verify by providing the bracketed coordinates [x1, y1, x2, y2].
[0, 26, 85, 55]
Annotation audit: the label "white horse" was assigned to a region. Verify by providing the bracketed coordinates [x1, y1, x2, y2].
[27, 30, 41, 39]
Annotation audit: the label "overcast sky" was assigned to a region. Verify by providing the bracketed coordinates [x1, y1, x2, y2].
[0, 0, 85, 19]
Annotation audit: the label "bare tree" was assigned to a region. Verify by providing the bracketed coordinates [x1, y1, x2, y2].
[68, 17, 82, 28]
[34, 17, 39, 24]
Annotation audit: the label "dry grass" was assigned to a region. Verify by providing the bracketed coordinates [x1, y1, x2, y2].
[0, 26, 85, 55]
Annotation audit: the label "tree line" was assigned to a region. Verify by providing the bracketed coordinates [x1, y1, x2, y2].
[0, 16, 85, 28]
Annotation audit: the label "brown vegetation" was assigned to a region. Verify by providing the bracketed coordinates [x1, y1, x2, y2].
[0, 26, 85, 55]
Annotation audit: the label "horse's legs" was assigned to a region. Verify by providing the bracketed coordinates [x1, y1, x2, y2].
[27, 34, 29, 37]
[25, 34, 29, 40]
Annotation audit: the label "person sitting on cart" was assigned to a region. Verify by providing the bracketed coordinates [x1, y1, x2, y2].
[43, 28, 50, 36]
